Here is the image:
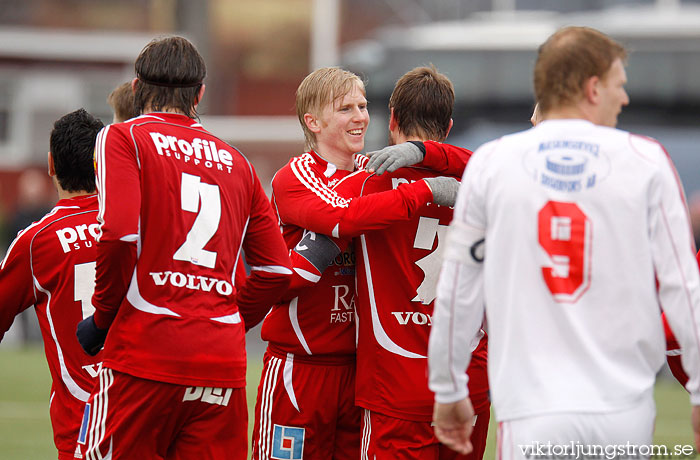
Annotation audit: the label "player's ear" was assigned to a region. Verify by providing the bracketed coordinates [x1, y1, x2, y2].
[47, 151, 56, 177]
[389, 108, 398, 133]
[583, 75, 600, 104]
[195, 84, 206, 107]
[131, 77, 138, 93]
[304, 113, 322, 133]
[445, 118, 453, 138]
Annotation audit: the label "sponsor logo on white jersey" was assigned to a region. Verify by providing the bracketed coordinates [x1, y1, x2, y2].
[149, 271, 233, 296]
[56, 223, 99, 253]
[150, 132, 235, 173]
[391, 311, 432, 326]
[525, 139, 609, 192]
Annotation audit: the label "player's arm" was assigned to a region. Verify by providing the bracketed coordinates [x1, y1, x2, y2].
[78, 126, 140, 355]
[663, 312, 689, 388]
[0, 231, 36, 341]
[235, 171, 293, 330]
[273, 161, 446, 239]
[365, 141, 472, 177]
[648, 143, 700, 405]
[422, 141, 473, 176]
[428, 147, 489, 454]
[282, 231, 346, 300]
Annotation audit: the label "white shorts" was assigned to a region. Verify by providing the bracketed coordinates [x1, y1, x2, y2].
[497, 394, 655, 460]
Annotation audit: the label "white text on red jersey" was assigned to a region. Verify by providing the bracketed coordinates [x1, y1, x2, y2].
[150, 133, 235, 173]
[56, 223, 99, 253]
[149, 271, 233, 296]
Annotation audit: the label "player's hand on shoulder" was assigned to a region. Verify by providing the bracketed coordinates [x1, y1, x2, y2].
[76, 314, 108, 356]
[366, 142, 424, 175]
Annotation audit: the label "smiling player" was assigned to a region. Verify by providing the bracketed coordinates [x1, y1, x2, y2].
[251, 67, 458, 460]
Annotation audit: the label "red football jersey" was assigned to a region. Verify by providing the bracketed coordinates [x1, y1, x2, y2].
[262, 150, 434, 359]
[0, 195, 103, 458]
[334, 144, 489, 422]
[92, 113, 292, 388]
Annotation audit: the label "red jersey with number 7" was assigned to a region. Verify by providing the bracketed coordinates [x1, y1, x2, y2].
[92, 113, 292, 388]
[334, 142, 489, 422]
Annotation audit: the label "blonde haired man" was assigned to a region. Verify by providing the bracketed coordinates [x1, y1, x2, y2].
[251, 67, 457, 459]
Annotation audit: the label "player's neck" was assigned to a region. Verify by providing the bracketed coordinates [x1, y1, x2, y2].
[142, 106, 189, 116]
[543, 105, 592, 123]
[314, 148, 355, 171]
[392, 131, 428, 145]
[56, 188, 94, 200]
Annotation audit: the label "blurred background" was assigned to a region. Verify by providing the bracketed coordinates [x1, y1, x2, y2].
[0, 0, 697, 456]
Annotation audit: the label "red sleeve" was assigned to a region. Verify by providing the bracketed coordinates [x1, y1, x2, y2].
[92, 241, 136, 329]
[420, 141, 473, 177]
[662, 311, 689, 389]
[0, 231, 36, 340]
[668, 354, 689, 388]
[91, 125, 141, 329]
[235, 172, 292, 330]
[272, 158, 432, 239]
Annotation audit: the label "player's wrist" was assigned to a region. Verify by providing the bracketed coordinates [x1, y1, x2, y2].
[76, 314, 108, 356]
[407, 140, 426, 158]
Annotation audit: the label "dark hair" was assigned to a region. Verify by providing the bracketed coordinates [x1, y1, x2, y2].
[389, 65, 454, 142]
[133, 36, 206, 119]
[107, 81, 139, 123]
[49, 109, 104, 193]
[535, 26, 627, 113]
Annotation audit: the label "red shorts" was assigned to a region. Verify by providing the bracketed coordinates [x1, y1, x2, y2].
[75, 368, 247, 460]
[360, 407, 490, 460]
[251, 350, 360, 460]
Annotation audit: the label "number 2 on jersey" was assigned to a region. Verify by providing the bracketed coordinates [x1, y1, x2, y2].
[173, 173, 221, 269]
[537, 201, 591, 302]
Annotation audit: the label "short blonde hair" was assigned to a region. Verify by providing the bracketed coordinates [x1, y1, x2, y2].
[295, 67, 365, 151]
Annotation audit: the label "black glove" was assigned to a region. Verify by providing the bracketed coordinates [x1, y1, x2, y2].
[76, 315, 108, 356]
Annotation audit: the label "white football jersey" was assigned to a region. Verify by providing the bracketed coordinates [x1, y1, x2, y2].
[429, 119, 700, 421]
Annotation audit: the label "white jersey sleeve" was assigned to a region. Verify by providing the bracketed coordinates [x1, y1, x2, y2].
[428, 142, 495, 403]
[642, 136, 700, 403]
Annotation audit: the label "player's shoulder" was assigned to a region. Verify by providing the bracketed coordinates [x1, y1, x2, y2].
[334, 168, 371, 196]
[624, 131, 668, 164]
[109, 114, 159, 133]
[272, 151, 319, 187]
[469, 134, 511, 167]
[590, 125, 669, 168]
[354, 153, 369, 170]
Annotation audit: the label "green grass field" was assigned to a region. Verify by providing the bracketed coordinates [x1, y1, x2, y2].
[0, 346, 694, 459]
